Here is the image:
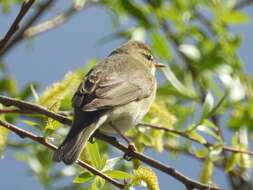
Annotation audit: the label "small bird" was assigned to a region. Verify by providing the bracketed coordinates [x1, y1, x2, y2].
[53, 40, 164, 165]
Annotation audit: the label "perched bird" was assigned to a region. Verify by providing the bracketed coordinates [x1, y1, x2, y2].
[53, 40, 164, 165]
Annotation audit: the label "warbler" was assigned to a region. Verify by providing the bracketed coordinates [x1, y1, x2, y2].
[53, 40, 164, 164]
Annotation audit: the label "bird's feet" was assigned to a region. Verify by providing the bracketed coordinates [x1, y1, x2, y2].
[123, 142, 137, 161]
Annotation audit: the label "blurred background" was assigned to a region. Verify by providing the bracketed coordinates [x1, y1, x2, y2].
[0, 0, 253, 190]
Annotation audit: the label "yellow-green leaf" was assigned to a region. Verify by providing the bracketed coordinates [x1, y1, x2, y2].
[86, 142, 101, 169]
[199, 158, 214, 184]
[225, 153, 239, 172]
[188, 131, 207, 144]
[0, 126, 8, 156]
[195, 148, 209, 158]
[104, 170, 133, 179]
[73, 172, 94, 183]
[151, 29, 171, 59]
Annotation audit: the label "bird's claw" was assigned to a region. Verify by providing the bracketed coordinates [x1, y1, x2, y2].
[123, 143, 137, 161]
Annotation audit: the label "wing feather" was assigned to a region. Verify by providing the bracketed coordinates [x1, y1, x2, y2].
[72, 56, 155, 112]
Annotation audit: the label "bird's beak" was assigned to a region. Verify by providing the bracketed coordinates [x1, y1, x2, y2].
[155, 62, 166, 68]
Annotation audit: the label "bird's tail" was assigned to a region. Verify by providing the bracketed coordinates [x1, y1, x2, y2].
[53, 122, 97, 165]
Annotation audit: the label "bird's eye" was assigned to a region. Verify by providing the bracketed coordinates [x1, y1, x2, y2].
[143, 53, 154, 61]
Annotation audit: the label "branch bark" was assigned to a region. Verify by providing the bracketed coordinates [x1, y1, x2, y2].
[138, 123, 253, 156]
[0, 0, 55, 56]
[0, 0, 35, 53]
[24, 0, 96, 37]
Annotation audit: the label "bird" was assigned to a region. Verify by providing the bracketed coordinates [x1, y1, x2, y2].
[53, 40, 164, 165]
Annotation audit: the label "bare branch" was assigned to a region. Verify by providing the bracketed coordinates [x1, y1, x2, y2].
[234, 0, 253, 10]
[24, 0, 96, 37]
[0, 0, 55, 56]
[0, 0, 35, 53]
[138, 123, 253, 156]
[0, 119, 125, 189]
[0, 95, 71, 125]
[0, 95, 222, 190]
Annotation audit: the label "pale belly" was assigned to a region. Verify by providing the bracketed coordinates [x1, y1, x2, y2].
[100, 93, 155, 134]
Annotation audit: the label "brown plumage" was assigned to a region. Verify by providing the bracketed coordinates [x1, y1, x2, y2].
[53, 41, 159, 165]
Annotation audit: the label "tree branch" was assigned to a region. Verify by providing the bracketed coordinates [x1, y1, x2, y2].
[24, 0, 97, 37]
[0, 0, 55, 56]
[138, 123, 253, 156]
[0, 95, 222, 190]
[0, 0, 35, 53]
[0, 119, 125, 189]
[234, 0, 253, 10]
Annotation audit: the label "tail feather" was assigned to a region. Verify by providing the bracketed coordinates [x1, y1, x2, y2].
[53, 113, 108, 165]
[53, 124, 98, 165]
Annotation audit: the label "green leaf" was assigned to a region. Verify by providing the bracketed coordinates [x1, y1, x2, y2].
[103, 156, 123, 171]
[238, 152, 251, 169]
[22, 120, 40, 128]
[120, 0, 151, 28]
[195, 148, 209, 158]
[197, 125, 221, 141]
[222, 11, 250, 24]
[91, 176, 105, 190]
[201, 92, 214, 120]
[225, 153, 239, 171]
[151, 29, 171, 59]
[179, 44, 200, 61]
[73, 172, 94, 183]
[30, 84, 39, 102]
[188, 131, 207, 144]
[0, 125, 9, 156]
[201, 120, 218, 130]
[199, 158, 214, 184]
[86, 142, 101, 169]
[162, 67, 197, 99]
[123, 186, 137, 190]
[104, 170, 133, 179]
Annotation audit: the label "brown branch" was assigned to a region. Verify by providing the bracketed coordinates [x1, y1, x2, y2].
[24, 0, 96, 37]
[163, 144, 242, 177]
[138, 123, 253, 156]
[0, 96, 71, 125]
[0, 107, 73, 116]
[234, 0, 253, 9]
[0, 0, 55, 56]
[0, 108, 33, 114]
[0, 0, 35, 53]
[0, 119, 125, 189]
[0, 95, 222, 190]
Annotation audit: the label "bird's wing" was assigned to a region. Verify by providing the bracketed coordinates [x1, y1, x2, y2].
[72, 58, 155, 112]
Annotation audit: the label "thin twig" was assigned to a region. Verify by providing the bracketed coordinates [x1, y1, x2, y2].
[138, 123, 253, 156]
[0, 96, 71, 125]
[234, 0, 253, 9]
[24, 0, 96, 37]
[0, 108, 33, 114]
[0, 0, 35, 53]
[0, 108, 73, 116]
[163, 144, 242, 177]
[0, 0, 55, 56]
[0, 119, 125, 189]
[0, 95, 222, 190]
